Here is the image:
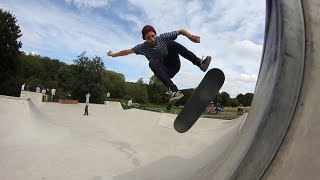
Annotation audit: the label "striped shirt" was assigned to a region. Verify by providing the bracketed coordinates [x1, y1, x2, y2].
[132, 31, 179, 62]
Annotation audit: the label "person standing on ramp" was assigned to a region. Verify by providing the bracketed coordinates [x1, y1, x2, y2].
[84, 92, 90, 115]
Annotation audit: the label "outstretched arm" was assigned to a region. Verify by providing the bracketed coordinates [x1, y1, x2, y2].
[178, 29, 200, 43]
[107, 49, 134, 57]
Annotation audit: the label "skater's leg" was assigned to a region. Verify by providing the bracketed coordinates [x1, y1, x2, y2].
[166, 41, 212, 72]
[84, 106, 88, 115]
[166, 41, 201, 67]
[163, 53, 181, 78]
[149, 60, 184, 104]
[87, 106, 89, 115]
[149, 61, 178, 92]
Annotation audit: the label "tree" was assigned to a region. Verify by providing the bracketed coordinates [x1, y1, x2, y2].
[137, 78, 145, 84]
[220, 91, 230, 107]
[230, 98, 239, 107]
[243, 93, 254, 106]
[56, 64, 77, 98]
[101, 70, 126, 99]
[148, 75, 168, 104]
[0, 9, 22, 95]
[125, 82, 148, 103]
[236, 94, 245, 105]
[236, 93, 254, 106]
[72, 52, 106, 103]
[213, 92, 222, 105]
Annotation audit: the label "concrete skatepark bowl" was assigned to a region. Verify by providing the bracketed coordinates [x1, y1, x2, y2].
[0, 0, 319, 179]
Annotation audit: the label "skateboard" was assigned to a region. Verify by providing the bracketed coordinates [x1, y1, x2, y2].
[174, 68, 225, 133]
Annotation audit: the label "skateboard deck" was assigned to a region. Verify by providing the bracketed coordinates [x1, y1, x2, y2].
[174, 68, 225, 133]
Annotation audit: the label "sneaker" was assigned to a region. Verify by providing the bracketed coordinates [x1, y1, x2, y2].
[200, 56, 212, 72]
[166, 88, 173, 96]
[169, 91, 184, 105]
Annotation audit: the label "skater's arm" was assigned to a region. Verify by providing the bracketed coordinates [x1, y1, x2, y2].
[178, 29, 200, 43]
[107, 49, 134, 57]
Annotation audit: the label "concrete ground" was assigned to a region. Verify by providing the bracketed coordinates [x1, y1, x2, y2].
[0, 92, 245, 180]
[0, 0, 319, 179]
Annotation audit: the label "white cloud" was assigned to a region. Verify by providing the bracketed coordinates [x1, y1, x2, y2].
[232, 40, 262, 57]
[65, 0, 109, 8]
[4, 0, 138, 63]
[22, 50, 39, 56]
[235, 73, 257, 83]
[30, 51, 39, 56]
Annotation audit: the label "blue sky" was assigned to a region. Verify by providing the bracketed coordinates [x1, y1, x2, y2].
[1, 0, 265, 97]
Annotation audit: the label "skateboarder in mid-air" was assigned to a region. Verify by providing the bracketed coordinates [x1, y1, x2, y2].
[107, 25, 212, 104]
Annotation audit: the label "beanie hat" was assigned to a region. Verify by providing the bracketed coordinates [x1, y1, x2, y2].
[141, 25, 156, 40]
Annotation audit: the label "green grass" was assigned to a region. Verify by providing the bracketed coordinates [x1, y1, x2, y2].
[122, 102, 250, 120]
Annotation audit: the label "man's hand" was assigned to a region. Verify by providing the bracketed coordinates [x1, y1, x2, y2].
[107, 51, 114, 57]
[106, 49, 133, 57]
[178, 29, 201, 43]
[189, 35, 200, 43]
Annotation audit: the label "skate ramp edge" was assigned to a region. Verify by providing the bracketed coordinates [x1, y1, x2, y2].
[104, 101, 124, 110]
[192, 0, 319, 179]
[20, 91, 43, 105]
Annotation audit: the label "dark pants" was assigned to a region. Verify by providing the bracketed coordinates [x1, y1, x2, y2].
[149, 41, 201, 92]
[84, 105, 88, 115]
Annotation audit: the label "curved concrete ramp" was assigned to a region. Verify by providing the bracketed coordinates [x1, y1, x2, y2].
[260, 0, 320, 179]
[103, 101, 124, 111]
[192, 0, 319, 179]
[0, 92, 247, 180]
